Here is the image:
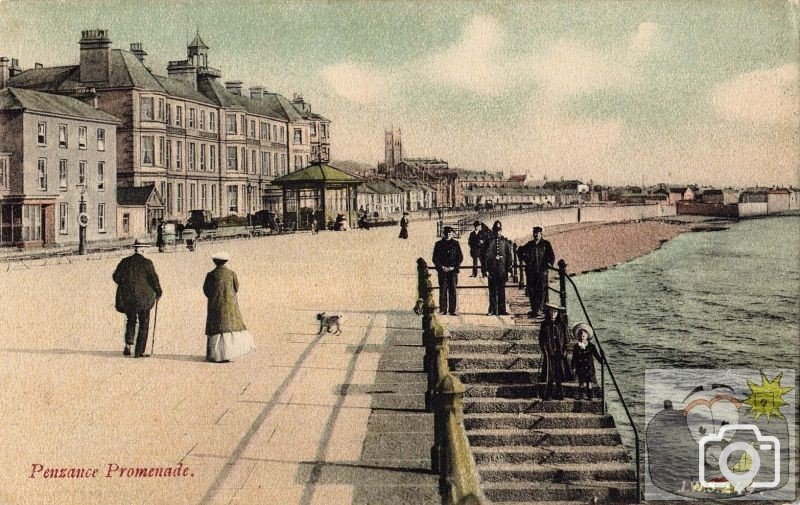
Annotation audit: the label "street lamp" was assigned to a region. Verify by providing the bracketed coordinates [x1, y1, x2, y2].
[76, 183, 87, 255]
[246, 182, 253, 231]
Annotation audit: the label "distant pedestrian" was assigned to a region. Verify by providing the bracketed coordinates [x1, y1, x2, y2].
[517, 226, 555, 317]
[570, 323, 601, 400]
[203, 252, 255, 363]
[437, 208, 443, 220]
[482, 220, 513, 315]
[399, 212, 409, 239]
[310, 215, 318, 234]
[432, 226, 464, 315]
[467, 221, 486, 277]
[156, 219, 165, 253]
[113, 238, 162, 358]
[539, 304, 569, 400]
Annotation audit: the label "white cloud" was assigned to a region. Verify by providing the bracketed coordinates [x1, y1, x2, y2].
[630, 22, 660, 60]
[424, 14, 511, 95]
[711, 63, 800, 125]
[321, 62, 389, 104]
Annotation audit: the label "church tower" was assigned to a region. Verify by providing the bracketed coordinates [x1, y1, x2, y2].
[187, 31, 209, 68]
[384, 127, 402, 174]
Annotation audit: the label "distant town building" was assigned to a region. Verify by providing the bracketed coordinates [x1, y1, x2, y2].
[384, 127, 402, 172]
[668, 186, 695, 203]
[700, 188, 738, 205]
[0, 87, 119, 247]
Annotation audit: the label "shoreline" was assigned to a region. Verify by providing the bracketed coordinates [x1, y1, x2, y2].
[516, 218, 728, 276]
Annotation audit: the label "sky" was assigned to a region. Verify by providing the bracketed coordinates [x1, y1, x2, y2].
[1, 0, 798, 186]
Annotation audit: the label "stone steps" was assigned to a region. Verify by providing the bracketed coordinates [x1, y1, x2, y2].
[482, 480, 638, 503]
[448, 339, 540, 354]
[479, 462, 636, 483]
[467, 428, 622, 447]
[472, 445, 630, 465]
[463, 412, 615, 430]
[448, 328, 531, 341]
[449, 353, 541, 371]
[464, 383, 599, 399]
[463, 397, 603, 414]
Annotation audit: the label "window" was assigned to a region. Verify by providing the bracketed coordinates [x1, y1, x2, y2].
[279, 126, 285, 142]
[176, 106, 183, 127]
[188, 143, 196, 170]
[166, 183, 173, 214]
[200, 110, 206, 130]
[227, 186, 238, 213]
[97, 162, 105, 190]
[261, 152, 268, 175]
[21, 204, 43, 241]
[293, 128, 302, 145]
[201, 184, 207, 210]
[241, 116, 247, 136]
[37, 122, 47, 145]
[97, 129, 105, 151]
[176, 141, 182, 169]
[241, 147, 247, 172]
[142, 136, 155, 165]
[59, 124, 68, 148]
[209, 145, 216, 172]
[189, 183, 196, 210]
[177, 183, 184, 213]
[226, 114, 237, 134]
[209, 112, 216, 131]
[274, 153, 279, 176]
[251, 150, 256, 174]
[59, 203, 68, 234]
[158, 98, 165, 121]
[78, 161, 86, 185]
[122, 213, 130, 234]
[281, 153, 286, 174]
[0, 158, 8, 189]
[37, 159, 47, 190]
[249, 120, 256, 138]
[272, 125, 277, 142]
[165, 140, 172, 169]
[310, 122, 317, 136]
[189, 108, 196, 129]
[166, 103, 171, 124]
[211, 184, 216, 212]
[140, 96, 154, 120]
[226, 147, 237, 170]
[59, 160, 68, 190]
[200, 144, 206, 171]
[294, 155, 302, 171]
[159, 137, 165, 166]
[260, 122, 267, 140]
[78, 127, 87, 149]
[97, 203, 105, 232]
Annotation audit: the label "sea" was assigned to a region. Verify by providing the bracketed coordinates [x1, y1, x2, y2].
[566, 215, 800, 482]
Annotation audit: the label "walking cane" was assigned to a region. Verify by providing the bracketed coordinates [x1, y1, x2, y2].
[150, 298, 159, 356]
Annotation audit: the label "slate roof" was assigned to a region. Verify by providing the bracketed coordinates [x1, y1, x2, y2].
[152, 75, 214, 105]
[0, 87, 119, 123]
[117, 185, 163, 206]
[272, 163, 362, 185]
[197, 77, 290, 121]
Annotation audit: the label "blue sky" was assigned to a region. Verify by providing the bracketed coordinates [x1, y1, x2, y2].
[1, 0, 798, 186]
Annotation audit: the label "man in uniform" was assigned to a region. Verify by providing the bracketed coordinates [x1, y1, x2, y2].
[113, 238, 162, 358]
[467, 221, 486, 277]
[517, 226, 556, 317]
[432, 226, 464, 315]
[482, 220, 513, 315]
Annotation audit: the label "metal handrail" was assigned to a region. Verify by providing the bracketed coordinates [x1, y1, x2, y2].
[560, 271, 641, 502]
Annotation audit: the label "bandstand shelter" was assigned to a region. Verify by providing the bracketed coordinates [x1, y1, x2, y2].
[271, 163, 362, 230]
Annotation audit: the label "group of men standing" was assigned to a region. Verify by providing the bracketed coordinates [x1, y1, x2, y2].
[432, 220, 556, 316]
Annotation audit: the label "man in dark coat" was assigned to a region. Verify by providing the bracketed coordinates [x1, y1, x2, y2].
[467, 221, 486, 277]
[432, 226, 464, 315]
[517, 226, 555, 317]
[113, 238, 162, 358]
[539, 304, 569, 400]
[482, 220, 513, 315]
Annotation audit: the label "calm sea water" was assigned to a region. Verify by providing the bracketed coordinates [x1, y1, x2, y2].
[567, 216, 800, 441]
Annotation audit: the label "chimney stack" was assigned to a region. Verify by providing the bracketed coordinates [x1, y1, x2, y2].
[292, 93, 311, 114]
[167, 59, 198, 90]
[79, 29, 112, 83]
[0, 57, 9, 89]
[224, 81, 243, 96]
[9, 58, 22, 77]
[130, 43, 147, 64]
[35, 63, 43, 69]
[249, 86, 264, 100]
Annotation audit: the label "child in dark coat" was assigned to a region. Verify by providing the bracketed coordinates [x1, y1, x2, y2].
[570, 323, 602, 400]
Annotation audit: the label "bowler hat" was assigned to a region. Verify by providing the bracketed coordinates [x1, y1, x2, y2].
[473, 220, 481, 227]
[533, 226, 543, 233]
[572, 322, 594, 340]
[443, 226, 455, 234]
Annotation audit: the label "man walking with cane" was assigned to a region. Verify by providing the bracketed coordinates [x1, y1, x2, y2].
[113, 238, 162, 358]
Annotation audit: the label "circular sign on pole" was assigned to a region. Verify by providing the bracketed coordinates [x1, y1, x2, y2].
[77, 212, 90, 228]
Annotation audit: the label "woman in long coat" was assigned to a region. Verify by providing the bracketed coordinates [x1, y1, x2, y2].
[538, 304, 569, 400]
[203, 252, 255, 362]
[399, 212, 409, 239]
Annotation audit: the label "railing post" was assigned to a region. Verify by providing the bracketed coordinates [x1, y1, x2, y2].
[433, 372, 465, 500]
[422, 288, 437, 376]
[511, 243, 519, 284]
[426, 318, 447, 411]
[557, 259, 568, 312]
[430, 325, 450, 472]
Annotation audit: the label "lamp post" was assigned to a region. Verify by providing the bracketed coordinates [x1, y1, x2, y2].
[76, 183, 87, 255]
[246, 182, 253, 231]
